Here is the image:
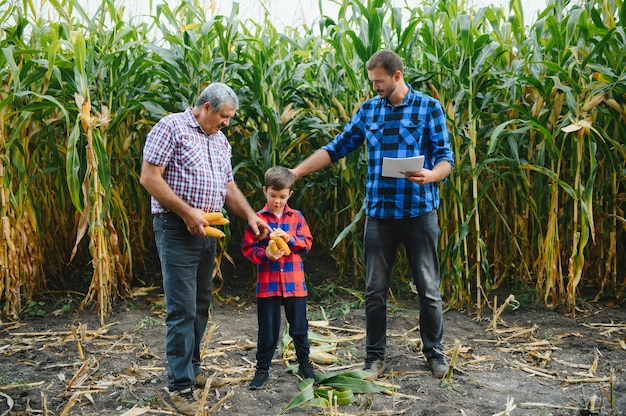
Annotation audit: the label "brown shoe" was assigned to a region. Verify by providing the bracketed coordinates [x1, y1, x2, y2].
[169, 388, 200, 416]
[195, 373, 229, 388]
[194, 373, 207, 388]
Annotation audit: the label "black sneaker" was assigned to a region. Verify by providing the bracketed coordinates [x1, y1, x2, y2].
[426, 355, 448, 378]
[297, 361, 317, 382]
[248, 368, 269, 390]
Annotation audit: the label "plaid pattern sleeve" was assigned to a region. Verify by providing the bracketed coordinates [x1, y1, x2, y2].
[323, 85, 454, 219]
[241, 205, 312, 298]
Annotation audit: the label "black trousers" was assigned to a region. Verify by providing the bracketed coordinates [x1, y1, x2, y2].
[255, 296, 310, 369]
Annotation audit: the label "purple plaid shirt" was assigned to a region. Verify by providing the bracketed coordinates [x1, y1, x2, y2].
[143, 108, 233, 214]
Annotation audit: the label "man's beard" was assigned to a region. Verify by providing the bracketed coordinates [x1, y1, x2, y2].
[379, 83, 396, 99]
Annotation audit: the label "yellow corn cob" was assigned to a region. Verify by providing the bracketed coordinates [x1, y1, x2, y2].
[268, 239, 278, 253]
[309, 349, 340, 364]
[204, 225, 225, 238]
[275, 238, 291, 255]
[202, 212, 225, 222]
[270, 233, 291, 255]
[208, 217, 229, 225]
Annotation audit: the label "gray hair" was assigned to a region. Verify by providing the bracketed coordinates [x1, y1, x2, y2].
[195, 82, 239, 112]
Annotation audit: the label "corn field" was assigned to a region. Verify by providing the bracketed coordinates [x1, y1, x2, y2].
[0, 0, 624, 321]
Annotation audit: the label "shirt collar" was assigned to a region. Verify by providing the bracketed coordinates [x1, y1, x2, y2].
[260, 203, 294, 216]
[383, 83, 415, 108]
[185, 107, 221, 138]
[183, 107, 199, 127]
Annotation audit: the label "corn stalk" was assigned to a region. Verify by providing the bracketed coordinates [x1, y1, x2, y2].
[0, 0, 624, 320]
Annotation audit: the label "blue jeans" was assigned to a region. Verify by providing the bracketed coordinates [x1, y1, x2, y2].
[153, 214, 216, 391]
[255, 296, 310, 369]
[364, 211, 444, 361]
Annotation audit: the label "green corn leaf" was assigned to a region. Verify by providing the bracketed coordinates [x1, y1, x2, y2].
[280, 379, 315, 413]
[66, 119, 83, 212]
[317, 372, 391, 394]
[314, 387, 355, 406]
[72, 31, 87, 96]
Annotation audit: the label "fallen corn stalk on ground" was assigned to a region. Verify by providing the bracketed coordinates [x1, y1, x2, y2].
[0, 291, 625, 415]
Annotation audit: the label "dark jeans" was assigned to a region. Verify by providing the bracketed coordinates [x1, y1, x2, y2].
[255, 296, 310, 369]
[153, 214, 216, 391]
[364, 211, 444, 361]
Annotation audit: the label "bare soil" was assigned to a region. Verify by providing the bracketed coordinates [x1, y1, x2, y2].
[1, 252, 625, 416]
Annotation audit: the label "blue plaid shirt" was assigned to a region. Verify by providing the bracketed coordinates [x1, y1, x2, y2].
[323, 84, 454, 219]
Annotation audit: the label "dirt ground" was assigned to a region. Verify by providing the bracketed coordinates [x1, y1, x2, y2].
[1, 253, 625, 416]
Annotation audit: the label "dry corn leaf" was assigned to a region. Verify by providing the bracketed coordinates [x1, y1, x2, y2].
[130, 286, 160, 298]
[563, 376, 611, 384]
[509, 360, 558, 379]
[0, 391, 14, 416]
[119, 407, 150, 416]
[309, 320, 330, 327]
[309, 349, 341, 364]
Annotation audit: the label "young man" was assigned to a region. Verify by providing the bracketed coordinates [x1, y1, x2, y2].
[140, 82, 270, 415]
[291, 50, 454, 378]
[241, 166, 316, 390]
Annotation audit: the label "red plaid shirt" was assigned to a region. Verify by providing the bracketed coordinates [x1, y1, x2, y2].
[143, 108, 233, 214]
[242, 204, 312, 298]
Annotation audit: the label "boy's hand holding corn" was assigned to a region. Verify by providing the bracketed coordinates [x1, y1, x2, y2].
[265, 228, 291, 259]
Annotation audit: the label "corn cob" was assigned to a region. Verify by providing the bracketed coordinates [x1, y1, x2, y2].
[275, 238, 291, 255]
[208, 217, 229, 225]
[309, 349, 340, 364]
[268, 239, 278, 253]
[270, 233, 291, 255]
[204, 225, 225, 238]
[199, 212, 228, 238]
[202, 212, 229, 224]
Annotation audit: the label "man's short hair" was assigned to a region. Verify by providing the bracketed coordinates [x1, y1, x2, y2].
[195, 82, 239, 112]
[366, 50, 403, 77]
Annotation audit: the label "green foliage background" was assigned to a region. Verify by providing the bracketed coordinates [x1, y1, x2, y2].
[1, 0, 624, 320]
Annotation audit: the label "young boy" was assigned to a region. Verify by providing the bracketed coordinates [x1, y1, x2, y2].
[241, 166, 316, 390]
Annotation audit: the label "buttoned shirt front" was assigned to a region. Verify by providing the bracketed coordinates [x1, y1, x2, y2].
[143, 108, 233, 214]
[241, 204, 313, 298]
[323, 84, 454, 219]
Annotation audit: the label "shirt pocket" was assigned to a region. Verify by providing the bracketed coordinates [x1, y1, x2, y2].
[399, 119, 425, 146]
[178, 137, 206, 169]
[365, 122, 383, 146]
